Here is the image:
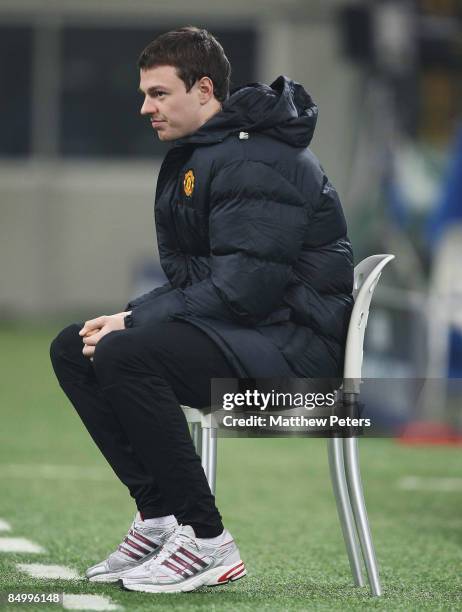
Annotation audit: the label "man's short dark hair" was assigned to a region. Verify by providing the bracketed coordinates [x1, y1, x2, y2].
[138, 26, 231, 103]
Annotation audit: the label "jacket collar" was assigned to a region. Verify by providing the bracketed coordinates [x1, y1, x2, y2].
[172, 75, 317, 149]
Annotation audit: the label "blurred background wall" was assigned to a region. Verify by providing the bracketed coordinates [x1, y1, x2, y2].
[0, 0, 361, 317]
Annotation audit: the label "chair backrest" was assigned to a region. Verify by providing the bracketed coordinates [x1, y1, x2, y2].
[343, 254, 395, 393]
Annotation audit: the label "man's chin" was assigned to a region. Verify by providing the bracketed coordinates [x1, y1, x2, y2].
[156, 132, 175, 142]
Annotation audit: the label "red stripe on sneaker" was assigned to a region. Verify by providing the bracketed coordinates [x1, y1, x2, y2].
[177, 546, 207, 567]
[170, 553, 196, 572]
[118, 545, 143, 561]
[229, 566, 246, 581]
[130, 529, 158, 549]
[161, 559, 190, 578]
[124, 537, 151, 555]
[217, 561, 245, 583]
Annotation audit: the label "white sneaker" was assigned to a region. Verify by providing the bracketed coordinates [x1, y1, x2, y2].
[121, 524, 246, 593]
[86, 513, 177, 583]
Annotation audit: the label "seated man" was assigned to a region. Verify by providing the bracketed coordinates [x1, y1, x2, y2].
[50, 25, 353, 594]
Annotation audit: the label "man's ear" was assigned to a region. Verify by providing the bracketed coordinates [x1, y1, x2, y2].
[197, 76, 215, 105]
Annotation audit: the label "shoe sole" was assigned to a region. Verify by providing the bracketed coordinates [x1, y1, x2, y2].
[89, 573, 126, 583]
[87, 551, 161, 583]
[121, 560, 247, 593]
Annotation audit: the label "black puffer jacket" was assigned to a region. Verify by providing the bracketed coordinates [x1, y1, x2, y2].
[127, 76, 354, 378]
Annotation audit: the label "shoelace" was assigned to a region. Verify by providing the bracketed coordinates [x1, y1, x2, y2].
[117, 520, 159, 561]
[148, 525, 198, 569]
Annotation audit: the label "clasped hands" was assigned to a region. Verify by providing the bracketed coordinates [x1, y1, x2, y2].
[79, 311, 132, 359]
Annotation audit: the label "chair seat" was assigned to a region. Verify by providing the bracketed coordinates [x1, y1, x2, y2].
[181, 406, 215, 427]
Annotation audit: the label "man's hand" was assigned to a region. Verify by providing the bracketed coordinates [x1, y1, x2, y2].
[79, 312, 132, 359]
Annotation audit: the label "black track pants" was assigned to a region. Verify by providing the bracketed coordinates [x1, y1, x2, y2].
[50, 320, 235, 538]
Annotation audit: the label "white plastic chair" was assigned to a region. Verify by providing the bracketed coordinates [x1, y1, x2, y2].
[182, 253, 395, 597]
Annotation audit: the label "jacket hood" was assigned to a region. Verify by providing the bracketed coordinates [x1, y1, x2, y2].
[175, 76, 318, 148]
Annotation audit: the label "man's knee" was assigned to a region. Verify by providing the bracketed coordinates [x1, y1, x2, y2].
[50, 323, 84, 367]
[92, 331, 135, 386]
[92, 328, 167, 388]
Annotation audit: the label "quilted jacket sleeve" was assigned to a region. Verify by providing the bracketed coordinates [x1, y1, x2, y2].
[125, 281, 173, 310]
[129, 160, 308, 327]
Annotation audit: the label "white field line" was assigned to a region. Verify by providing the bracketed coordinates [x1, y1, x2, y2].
[16, 563, 80, 579]
[398, 476, 462, 492]
[0, 518, 11, 531]
[0, 464, 112, 481]
[0, 538, 45, 553]
[62, 594, 122, 611]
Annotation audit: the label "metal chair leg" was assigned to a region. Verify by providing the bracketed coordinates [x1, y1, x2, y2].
[201, 427, 217, 495]
[328, 437, 365, 587]
[191, 422, 202, 457]
[344, 437, 382, 596]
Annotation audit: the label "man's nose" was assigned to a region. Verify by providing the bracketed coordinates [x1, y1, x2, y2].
[140, 97, 157, 116]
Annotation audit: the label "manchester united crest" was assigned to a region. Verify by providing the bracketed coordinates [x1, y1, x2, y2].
[183, 169, 195, 197]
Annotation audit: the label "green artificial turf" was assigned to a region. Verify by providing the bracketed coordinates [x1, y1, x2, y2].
[0, 324, 461, 611]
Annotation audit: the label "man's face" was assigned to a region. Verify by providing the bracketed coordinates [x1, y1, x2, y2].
[139, 65, 204, 141]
